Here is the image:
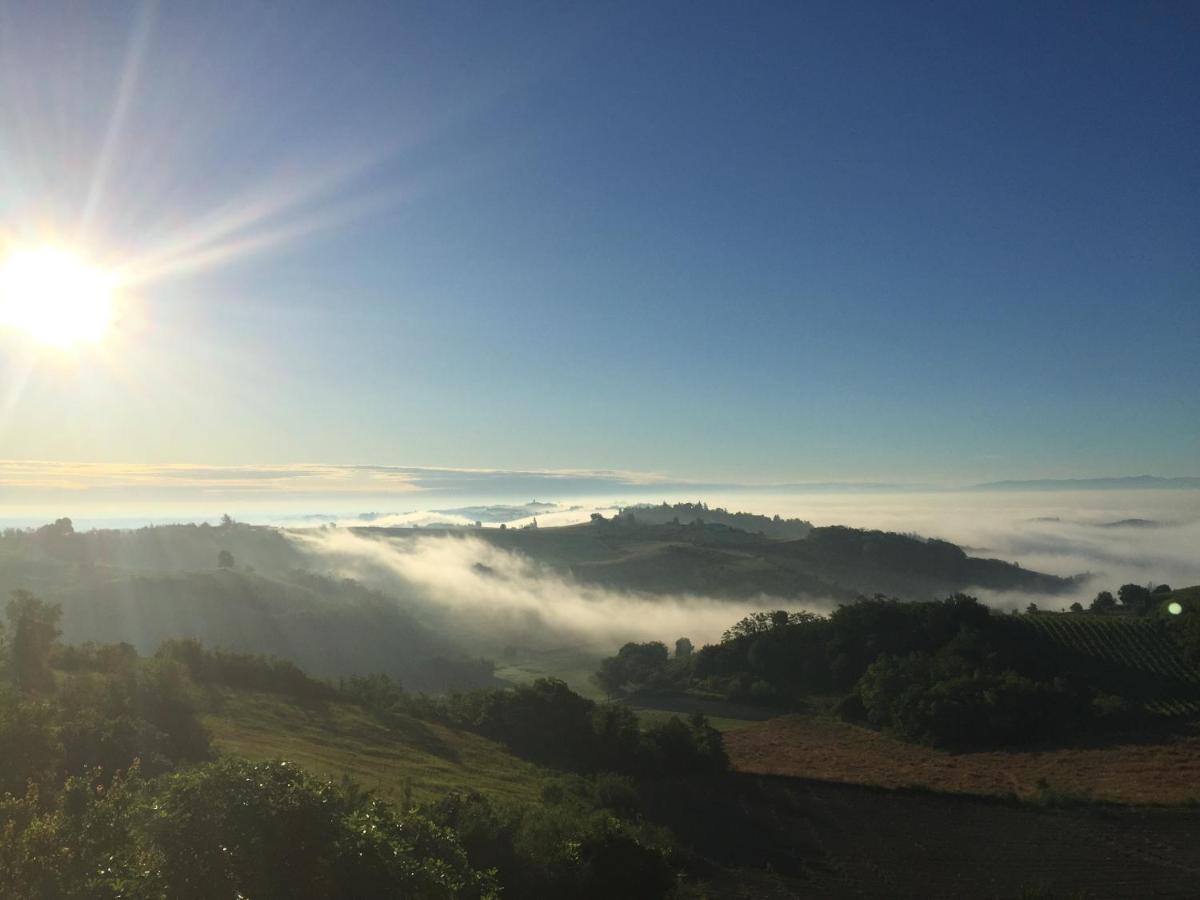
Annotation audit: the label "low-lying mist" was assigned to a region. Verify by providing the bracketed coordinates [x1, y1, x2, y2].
[291, 529, 828, 653]
[721, 489, 1200, 608]
[286, 490, 1199, 651]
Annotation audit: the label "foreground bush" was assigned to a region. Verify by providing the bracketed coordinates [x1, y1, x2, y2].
[426, 785, 675, 900]
[0, 758, 496, 899]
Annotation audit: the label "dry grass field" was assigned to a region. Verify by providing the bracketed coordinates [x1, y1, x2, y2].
[726, 713, 1200, 805]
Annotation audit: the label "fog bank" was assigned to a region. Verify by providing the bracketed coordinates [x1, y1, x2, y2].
[292, 529, 832, 652]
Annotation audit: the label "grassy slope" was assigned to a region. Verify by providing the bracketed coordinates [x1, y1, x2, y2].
[492, 645, 608, 700]
[204, 689, 549, 805]
[203, 689, 1200, 897]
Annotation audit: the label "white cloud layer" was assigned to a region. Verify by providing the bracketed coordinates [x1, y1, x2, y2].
[292, 528, 817, 651]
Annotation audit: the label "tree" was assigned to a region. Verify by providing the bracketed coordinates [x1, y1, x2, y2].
[1118, 583, 1152, 613]
[1026, 603, 1039, 614]
[1090, 591, 1117, 614]
[217, 549, 235, 569]
[220, 513, 235, 527]
[722, 610, 817, 641]
[6, 590, 62, 692]
[594, 642, 670, 697]
[1069, 602, 1084, 613]
[674, 637, 693, 660]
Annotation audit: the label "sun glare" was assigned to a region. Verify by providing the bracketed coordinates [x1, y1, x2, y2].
[0, 245, 116, 347]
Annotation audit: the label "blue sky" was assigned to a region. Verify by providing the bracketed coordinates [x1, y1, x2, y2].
[0, 1, 1197, 488]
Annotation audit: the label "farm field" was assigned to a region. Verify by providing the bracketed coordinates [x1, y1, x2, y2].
[659, 774, 1200, 899]
[726, 712, 1200, 805]
[1021, 611, 1200, 715]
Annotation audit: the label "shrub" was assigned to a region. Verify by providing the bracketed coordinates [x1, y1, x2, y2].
[0, 758, 496, 899]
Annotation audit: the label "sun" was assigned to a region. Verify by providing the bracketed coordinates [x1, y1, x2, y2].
[0, 245, 116, 347]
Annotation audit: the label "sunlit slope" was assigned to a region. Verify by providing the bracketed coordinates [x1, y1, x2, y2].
[366, 520, 1075, 601]
[205, 690, 548, 805]
[0, 520, 308, 576]
[41, 568, 471, 689]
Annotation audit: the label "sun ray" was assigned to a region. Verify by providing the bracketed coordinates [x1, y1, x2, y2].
[78, 1, 157, 239]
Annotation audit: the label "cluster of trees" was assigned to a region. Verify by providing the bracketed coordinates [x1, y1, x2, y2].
[596, 594, 1159, 748]
[442, 678, 728, 778]
[607, 502, 815, 539]
[0, 592, 212, 793]
[426, 780, 677, 899]
[594, 640, 694, 697]
[1074, 583, 1173, 615]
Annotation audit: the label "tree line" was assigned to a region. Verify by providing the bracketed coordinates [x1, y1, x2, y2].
[595, 589, 1196, 749]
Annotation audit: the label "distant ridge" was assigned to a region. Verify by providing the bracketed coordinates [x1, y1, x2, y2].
[972, 476, 1200, 491]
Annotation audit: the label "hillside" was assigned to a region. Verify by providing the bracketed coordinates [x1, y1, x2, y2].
[205, 690, 548, 805]
[366, 518, 1077, 601]
[621, 502, 814, 539]
[1020, 610, 1200, 716]
[210, 689, 1200, 898]
[26, 564, 486, 691]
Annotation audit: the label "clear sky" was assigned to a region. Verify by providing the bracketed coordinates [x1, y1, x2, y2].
[1, 1, 1197, 490]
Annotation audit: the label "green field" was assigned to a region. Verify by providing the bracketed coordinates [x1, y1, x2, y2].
[204, 690, 550, 805]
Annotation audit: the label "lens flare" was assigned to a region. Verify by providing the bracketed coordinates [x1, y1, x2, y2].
[0, 246, 116, 347]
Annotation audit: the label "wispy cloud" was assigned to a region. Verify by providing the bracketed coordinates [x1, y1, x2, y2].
[0, 459, 670, 505]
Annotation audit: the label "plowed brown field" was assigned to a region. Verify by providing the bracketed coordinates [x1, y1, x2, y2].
[726, 713, 1200, 805]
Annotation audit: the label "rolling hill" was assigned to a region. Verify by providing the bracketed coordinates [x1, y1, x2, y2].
[363, 518, 1077, 601]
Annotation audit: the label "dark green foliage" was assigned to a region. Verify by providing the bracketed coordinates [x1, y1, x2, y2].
[1091, 591, 1117, 613]
[1118, 583, 1153, 613]
[156, 638, 336, 700]
[853, 650, 1124, 748]
[695, 594, 996, 705]
[425, 783, 673, 900]
[5, 591, 61, 693]
[722, 609, 820, 642]
[693, 593, 1187, 747]
[594, 641, 675, 696]
[641, 714, 728, 776]
[216, 548, 235, 569]
[0, 662, 212, 800]
[445, 678, 728, 778]
[0, 758, 495, 899]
